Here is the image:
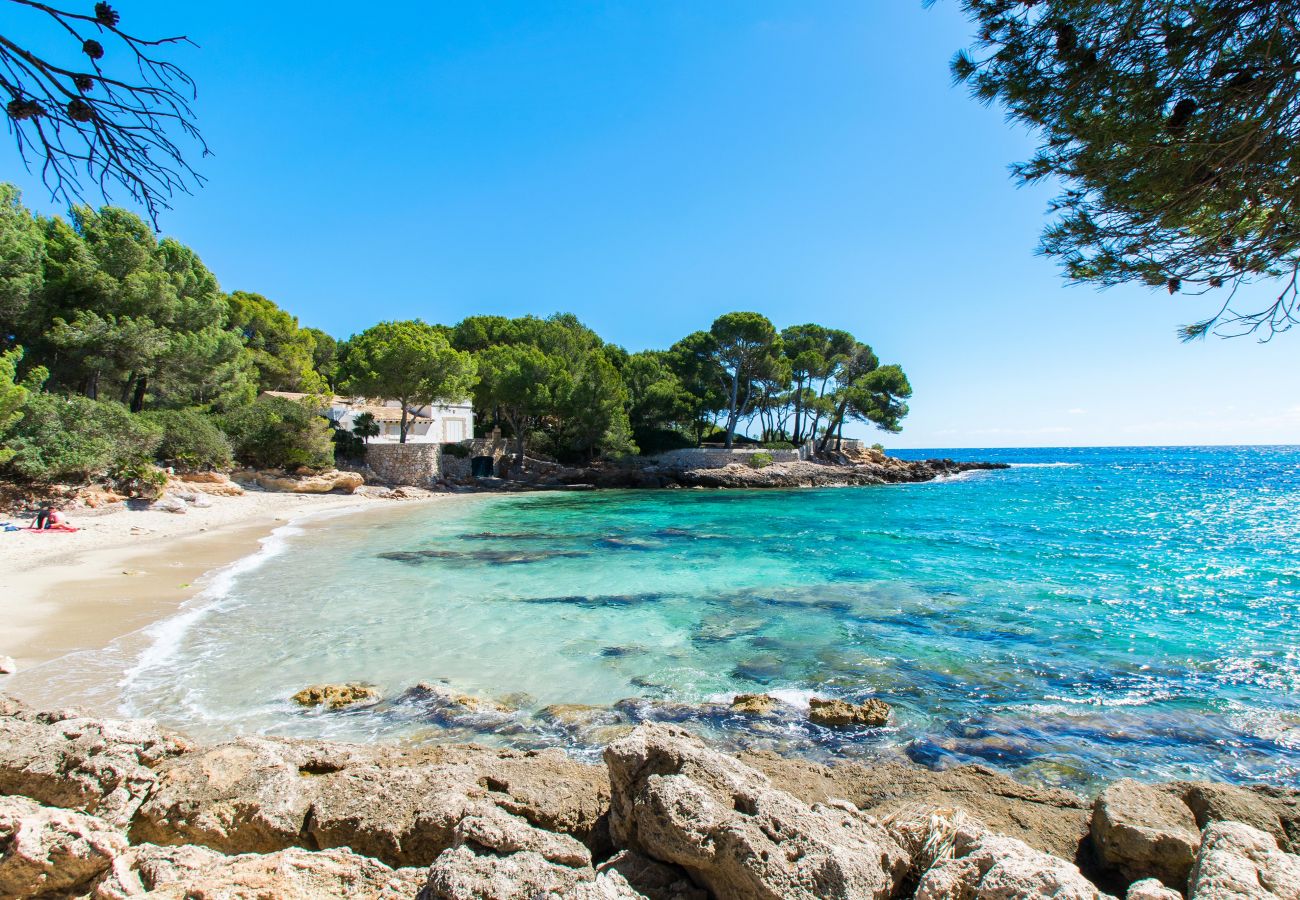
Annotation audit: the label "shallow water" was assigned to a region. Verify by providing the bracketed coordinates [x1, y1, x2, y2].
[54, 447, 1300, 789]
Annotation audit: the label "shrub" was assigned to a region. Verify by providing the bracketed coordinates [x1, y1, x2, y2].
[442, 442, 471, 459]
[749, 451, 774, 469]
[332, 428, 366, 462]
[139, 408, 234, 471]
[871, 442, 885, 452]
[761, 441, 795, 450]
[219, 396, 334, 470]
[634, 427, 694, 455]
[3, 394, 162, 483]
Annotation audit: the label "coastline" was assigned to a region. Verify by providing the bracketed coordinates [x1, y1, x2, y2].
[0, 491, 457, 678]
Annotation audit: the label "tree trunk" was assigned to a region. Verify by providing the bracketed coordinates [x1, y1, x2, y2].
[818, 396, 849, 454]
[724, 370, 740, 449]
[399, 401, 408, 444]
[792, 376, 804, 443]
[130, 376, 147, 413]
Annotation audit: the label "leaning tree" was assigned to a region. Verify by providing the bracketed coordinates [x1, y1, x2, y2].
[1, 1, 205, 222]
[943, 0, 1300, 340]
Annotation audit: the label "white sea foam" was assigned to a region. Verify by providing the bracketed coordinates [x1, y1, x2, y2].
[1007, 462, 1082, 468]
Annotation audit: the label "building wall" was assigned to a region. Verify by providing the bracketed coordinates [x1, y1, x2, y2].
[366, 442, 442, 486]
[650, 447, 802, 469]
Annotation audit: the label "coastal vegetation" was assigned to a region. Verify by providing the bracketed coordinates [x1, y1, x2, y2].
[0, 184, 911, 488]
[947, 0, 1300, 339]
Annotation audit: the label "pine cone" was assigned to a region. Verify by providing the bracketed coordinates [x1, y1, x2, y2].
[67, 98, 95, 122]
[74, 74, 94, 92]
[6, 99, 43, 120]
[94, 3, 120, 26]
[83, 39, 105, 60]
[1167, 278, 1181, 294]
[1209, 276, 1224, 289]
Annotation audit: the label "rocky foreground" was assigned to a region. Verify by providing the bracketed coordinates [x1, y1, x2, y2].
[1, 695, 1297, 899]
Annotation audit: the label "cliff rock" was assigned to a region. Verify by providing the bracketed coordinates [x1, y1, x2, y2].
[0, 794, 127, 899]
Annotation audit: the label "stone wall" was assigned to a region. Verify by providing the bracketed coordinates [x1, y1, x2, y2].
[650, 447, 802, 469]
[365, 442, 442, 486]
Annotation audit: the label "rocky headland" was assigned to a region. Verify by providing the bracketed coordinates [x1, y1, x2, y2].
[1, 693, 1297, 899]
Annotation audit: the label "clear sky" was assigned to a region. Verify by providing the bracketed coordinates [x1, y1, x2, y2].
[3, 1, 1295, 448]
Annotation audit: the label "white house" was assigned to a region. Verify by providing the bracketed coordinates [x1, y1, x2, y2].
[261, 392, 474, 444]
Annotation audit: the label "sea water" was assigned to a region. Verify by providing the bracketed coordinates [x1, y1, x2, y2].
[78, 447, 1300, 788]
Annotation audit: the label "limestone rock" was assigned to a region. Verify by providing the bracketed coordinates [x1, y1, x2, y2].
[253, 469, 363, 494]
[173, 471, 245, 497]
[597, 850, 708, 900]
[94, 842, 424, 899]
[743, 753, 1091, 863]
[1128, 877, 1184, 900]
[1187, 821, 1300, 900]
[0, 705, 193, 827]
[131, 735, 609, 868]
[0, 794, 127, 899]
[730, 693, 778, 715]
[808, 696, 891, 728]
[1180, 782, 1300, 854]
[292, 683, 380, 709]
[1092, 779, 1201, 887]
[912, 822, 1114, 900]
[604, 723, 909, 900]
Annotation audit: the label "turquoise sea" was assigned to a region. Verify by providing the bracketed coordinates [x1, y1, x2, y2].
[85, 447, 1300, 790]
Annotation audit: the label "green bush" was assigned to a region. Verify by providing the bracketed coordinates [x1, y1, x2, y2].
[140, 408, 234, 471]
[3, 394, 162, 483]
[332, 428, 366, 462]
[219, 396, 334, 470]
[442, 442, 471, 459]
[761, 440, 795, 450]
[749, 451, 774, 469]
[871, 442, 885, 452]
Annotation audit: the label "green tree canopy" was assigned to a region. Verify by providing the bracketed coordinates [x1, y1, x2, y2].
[340, 320, 476, 443]
[227, 291, 328, 394]
[946, 0, 1300, 339]
[707, 312, 781, 449]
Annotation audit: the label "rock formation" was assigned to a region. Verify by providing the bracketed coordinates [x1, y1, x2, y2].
[1, 695, 1298, 900]
[292, 683, 381, 709]
[808, 697, 892, 728]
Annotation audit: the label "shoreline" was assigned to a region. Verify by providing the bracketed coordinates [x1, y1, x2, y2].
[0, 490, 462, 680]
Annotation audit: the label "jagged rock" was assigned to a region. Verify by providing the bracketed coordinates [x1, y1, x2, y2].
[131, 736, 608, 868]
[94, 842, 425, 899]
[253, 469, 364, 494]
[1187, 821, 1300, 900]
[605, 723, 909, 900]
[597, 850, 708, 900]
[292, 683, 381, 709]
[1127, 877, 1184, 900]
[397, 681, 513, 715]
[730, 693, 778, 715]
[741, 754, 1091, 863]
[1092, 779, 1201, 887]
[910, 821, 1114, 900]
[1179, 782, 1300, 854]
[0, 705, 193, 827]
[0, 795, 127, 899]
[808, 696, 891, 728]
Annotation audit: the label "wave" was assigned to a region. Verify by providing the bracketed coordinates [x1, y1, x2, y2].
[1007, 462, 1083, 468]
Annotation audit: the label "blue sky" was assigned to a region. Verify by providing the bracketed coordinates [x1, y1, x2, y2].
[3, 1, 1296, 448]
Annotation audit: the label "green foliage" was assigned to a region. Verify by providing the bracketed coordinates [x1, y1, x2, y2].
[871, 442, 885, 452]
[139, 408, 233, 471]
[227, 291, 328, 393]
[219, 396, 333, 471]
[3, 393, 162, 483]
[761, 441, 795, 450]
[442, 442, 471, 459]
[351, 411, 380, 443]
[340, 320, 476, 443]
[749, 452, 774, 469]
[0, 186, 44, 343]
[0, 347, 31, 465]
[947, 0, 1300, 338]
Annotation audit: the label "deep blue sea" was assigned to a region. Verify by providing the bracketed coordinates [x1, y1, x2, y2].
[81, 446, 1300, 790]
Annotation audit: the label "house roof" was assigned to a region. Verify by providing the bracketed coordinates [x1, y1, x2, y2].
[257, 391, 464, 422]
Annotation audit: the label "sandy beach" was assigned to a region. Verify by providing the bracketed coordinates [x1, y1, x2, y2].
[0, 490, 440, 675]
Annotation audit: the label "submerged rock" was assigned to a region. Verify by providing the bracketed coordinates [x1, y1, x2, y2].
[292, 683, 381, 710]
[1187, 821, 1300, 900]
[808, 696, 892, 728]
[1092, 778, 1202, 888]
[604, 723, 909, 900]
